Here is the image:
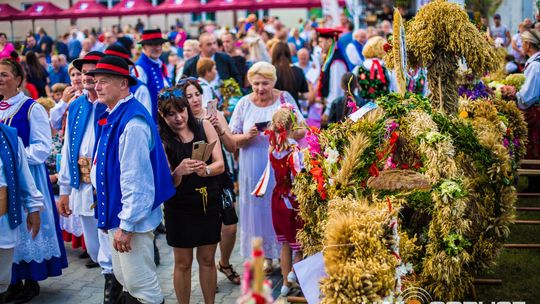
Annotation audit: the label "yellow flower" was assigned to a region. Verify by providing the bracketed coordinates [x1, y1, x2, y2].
[459, 111, 469, 119]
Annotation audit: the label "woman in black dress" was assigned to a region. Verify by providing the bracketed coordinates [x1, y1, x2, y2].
[157, 87, 224, 304]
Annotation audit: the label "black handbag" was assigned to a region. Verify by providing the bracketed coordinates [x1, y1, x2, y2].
[221, 187, 238, 225]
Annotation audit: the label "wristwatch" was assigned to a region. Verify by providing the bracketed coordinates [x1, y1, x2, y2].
[205, 166, 212, 176]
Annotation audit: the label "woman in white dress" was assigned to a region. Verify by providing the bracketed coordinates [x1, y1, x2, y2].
[229, 62, 306, 272]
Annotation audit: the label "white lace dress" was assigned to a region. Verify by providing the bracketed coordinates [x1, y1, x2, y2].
[229, 91, 304, 258]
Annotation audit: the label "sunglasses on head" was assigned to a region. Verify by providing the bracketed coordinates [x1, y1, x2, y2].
[158, 88, 183, 100]
[176, 77, 197, 86]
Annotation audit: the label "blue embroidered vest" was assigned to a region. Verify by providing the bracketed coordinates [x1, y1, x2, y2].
[3, 98, 35, 147]
[67, 94, 107, 189]
[0, 124, 23, 229]
[320, 49, 348, 98]
[94, 98, 175, 230]
[136, 53, 166, 122]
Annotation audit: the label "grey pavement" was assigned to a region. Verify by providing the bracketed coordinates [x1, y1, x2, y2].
[28, 233, 254, 304]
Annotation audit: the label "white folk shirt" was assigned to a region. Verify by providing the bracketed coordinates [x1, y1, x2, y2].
[57, 96, 99, 217]
[0, 138, 44, 249]
[0, 92, 52, 165]
[90, 94, 160, 233]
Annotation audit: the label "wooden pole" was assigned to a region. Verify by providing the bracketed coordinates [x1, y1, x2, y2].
[252, 238, 263, 294]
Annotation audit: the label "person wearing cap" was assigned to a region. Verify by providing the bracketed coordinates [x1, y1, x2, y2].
[0, 124, 44, 304]
[88, 56, 175, 304]
[105, 44, 152, 116]
[55, 51, 123, 303]
[516, 29, 540, 192]
[489, 14, 511, 48]
[316, 28, 348, 126]
[0, 57, 68, 303]
[135, 29, 170, 121]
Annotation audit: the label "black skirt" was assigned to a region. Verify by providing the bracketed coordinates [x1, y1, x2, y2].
[164, 185, 222, 248]
[162, 119, 223, 248]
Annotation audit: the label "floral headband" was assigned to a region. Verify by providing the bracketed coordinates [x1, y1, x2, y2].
[158, 88, 183, 100]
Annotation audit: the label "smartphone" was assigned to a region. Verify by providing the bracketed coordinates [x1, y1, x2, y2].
[191, 140, 206, 161]
[207, 100, 218, 117]
[255, 121, 270, 132]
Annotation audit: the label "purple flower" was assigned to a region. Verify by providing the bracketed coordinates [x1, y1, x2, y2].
[503, 138, 510, 148]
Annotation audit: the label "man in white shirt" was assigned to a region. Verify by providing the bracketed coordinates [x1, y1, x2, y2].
[88, 56, 175, 304]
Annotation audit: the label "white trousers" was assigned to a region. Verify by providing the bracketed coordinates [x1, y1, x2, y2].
[80, 216, 99, 262]
[108, 229, 162, 304]
[80, 215, 113, 274]
[0, 248, 14, 293]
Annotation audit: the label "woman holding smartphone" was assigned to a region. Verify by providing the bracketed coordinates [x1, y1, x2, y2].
[178, 77, 241, 284]
[228, 62, 305, 273]
[157, 87, 224, 304]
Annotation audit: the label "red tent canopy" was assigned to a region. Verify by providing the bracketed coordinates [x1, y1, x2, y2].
[0, 4, 21, 22]
[153, 0, 201, 14]
[205, 0, 253, 12]
[59, 0, 111, 19]
[113, 0, 154, 16]
[253, 0, 344, 9]
[15, 2, 63, 20]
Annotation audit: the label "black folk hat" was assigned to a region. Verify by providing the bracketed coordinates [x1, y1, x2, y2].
[104, 43, 135, 66]
[72, 51, 105, 72]
[138, 29, 168, 45]
[85, 55, 138, 87]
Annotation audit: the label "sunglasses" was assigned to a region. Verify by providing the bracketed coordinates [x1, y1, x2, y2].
[158, 88, 183, 100]
[176, 77, 197, 86]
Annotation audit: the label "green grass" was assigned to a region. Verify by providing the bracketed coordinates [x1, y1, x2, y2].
[475, 196, 540, 303]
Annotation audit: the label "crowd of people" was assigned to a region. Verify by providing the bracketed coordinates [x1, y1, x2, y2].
[0, 7, 539, 304]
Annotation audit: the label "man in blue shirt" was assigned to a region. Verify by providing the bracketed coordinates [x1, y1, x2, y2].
[48, 55, 70, 86]
[68, 31, 82, 61]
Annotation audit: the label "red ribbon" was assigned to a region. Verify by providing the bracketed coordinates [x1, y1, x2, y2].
[0, 101, 10, 110]
[253, 249, 264, 258]
[105, 49, 130, 59]
[265, 128, 287, 151]
[141, 33, 163, 41]
[84, 55, 103, 61]
[369, 59, 386, 84]
[161, 63, 168, 78]
[96, 63, 129, 76]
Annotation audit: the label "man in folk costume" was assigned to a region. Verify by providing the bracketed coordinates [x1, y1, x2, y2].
[316, 28, 349, 126]
[135, 29, 170, 121]
[88, 56, 175, 304]
[0, 58, 67, 304]
[55, 52, 123, 304]
[104, 44, 152, 116]
[0, 124, 43, 304]
[106, 43, 164, 267]
[516, 29, 540, 192]
[49, 52, 103, 132]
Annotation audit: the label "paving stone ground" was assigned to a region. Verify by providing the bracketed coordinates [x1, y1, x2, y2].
[28, 233, 286, 304]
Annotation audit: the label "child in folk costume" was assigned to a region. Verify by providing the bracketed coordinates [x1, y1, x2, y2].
[259, 104, 305, 297]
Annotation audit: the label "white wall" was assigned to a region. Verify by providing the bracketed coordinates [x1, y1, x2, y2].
[494, 0, 536, 35]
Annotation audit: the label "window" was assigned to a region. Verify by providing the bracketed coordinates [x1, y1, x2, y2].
[96, 0, 121, 7]
[191, 12, 216, 22]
